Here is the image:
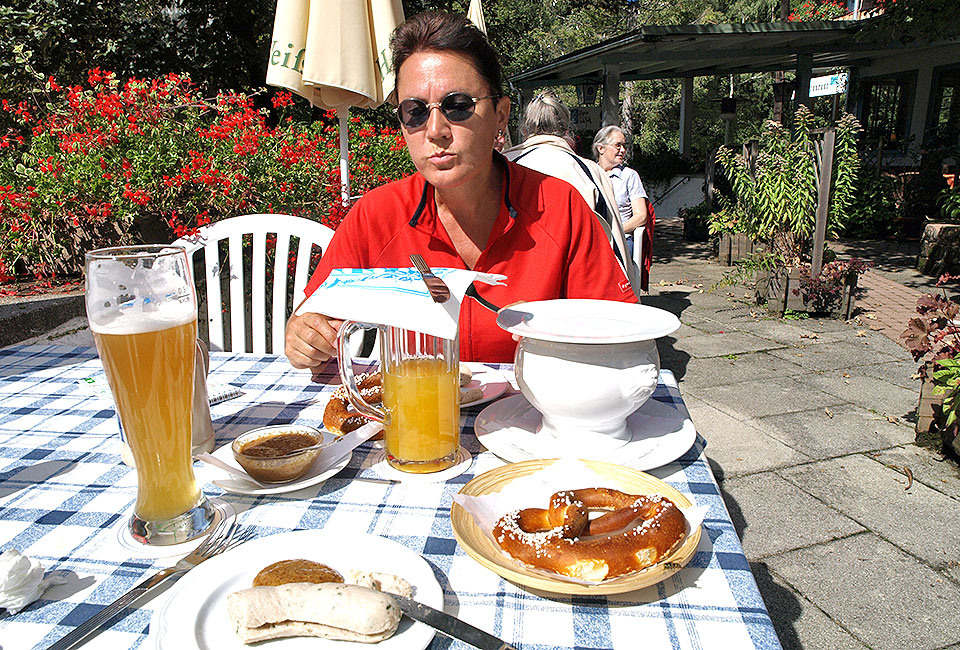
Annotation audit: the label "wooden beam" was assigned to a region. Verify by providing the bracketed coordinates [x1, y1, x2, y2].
[796, 53, 813, 109]
[811, 127, 836, 277]
[597, 40, 893, 65]
[679, 77, 694, 158]
[602, 64, 621, 127]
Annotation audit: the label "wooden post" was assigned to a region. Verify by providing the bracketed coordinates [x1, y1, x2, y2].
[811, 127, 836, 277]
[679, 77, 694, 158]
[796, 54, 813, 111]
[705, 149, 716, 211]
[602, 64, 621, 127]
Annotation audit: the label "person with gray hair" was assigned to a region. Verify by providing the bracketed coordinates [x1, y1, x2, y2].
[593, 125, 653, 290]
[503, 92, 639, 294]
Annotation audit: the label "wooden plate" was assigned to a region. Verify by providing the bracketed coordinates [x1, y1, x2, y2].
[451, 459, 701, 595]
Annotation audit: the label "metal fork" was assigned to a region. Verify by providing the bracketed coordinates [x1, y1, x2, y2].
[47, 517, 243, 650]
[410, 254, 451, 303]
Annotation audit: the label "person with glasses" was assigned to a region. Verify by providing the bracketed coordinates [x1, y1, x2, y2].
[593, 125, 653, 291]
[284, 12, 636, 368]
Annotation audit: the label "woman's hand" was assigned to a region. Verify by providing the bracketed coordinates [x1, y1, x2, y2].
[284, 311, 342, 371]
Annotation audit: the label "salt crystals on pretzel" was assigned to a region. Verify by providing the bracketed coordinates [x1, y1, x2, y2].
[492, 487, 686, 582]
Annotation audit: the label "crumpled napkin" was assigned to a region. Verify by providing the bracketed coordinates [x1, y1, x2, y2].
[296, 268, 507, 340]
[0, 549, 66, 614]
[452, 458, 707, 584]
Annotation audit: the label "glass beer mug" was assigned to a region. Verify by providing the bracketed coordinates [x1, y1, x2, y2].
[85, 245, 215, 545]
[337, 323, 460, 473]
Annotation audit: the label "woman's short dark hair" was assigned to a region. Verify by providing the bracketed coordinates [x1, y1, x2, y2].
[390, 12, 504, 100]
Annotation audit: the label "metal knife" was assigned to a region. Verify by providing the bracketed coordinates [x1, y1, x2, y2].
[393, 594, 518, 650]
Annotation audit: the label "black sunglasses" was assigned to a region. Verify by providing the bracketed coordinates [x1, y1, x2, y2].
[396, 92, 501, 129]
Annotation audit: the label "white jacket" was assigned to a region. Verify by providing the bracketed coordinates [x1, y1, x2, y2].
[503, 135, 640, 295]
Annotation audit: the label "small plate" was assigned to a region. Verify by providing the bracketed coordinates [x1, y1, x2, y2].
[451, 459, 701, 595]
[460, 363, 510, 408]
[199, 442, 351, 495]
[496, 300, 681, 344]
[474, 394, 696, 471]
[149, 530, 443, 650]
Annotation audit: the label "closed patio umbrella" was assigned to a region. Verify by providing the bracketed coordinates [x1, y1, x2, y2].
[467, 0, 486, 34]
[466, 0, 511, 149]
[267, 0, 405, 204]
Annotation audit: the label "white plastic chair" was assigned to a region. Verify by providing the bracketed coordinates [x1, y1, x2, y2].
[632, 225, 645, 285]
[174, 214, 335, 354]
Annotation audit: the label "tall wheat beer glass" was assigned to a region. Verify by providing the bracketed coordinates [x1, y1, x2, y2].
[85, 245, 215, 545]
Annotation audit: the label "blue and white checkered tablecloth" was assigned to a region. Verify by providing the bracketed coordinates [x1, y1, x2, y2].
[0, 344, 782, 650]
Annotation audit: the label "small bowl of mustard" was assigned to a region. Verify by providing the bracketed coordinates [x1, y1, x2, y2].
[231, 425, 326, 483]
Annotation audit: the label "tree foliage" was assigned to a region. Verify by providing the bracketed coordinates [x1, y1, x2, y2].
[3, 0, 958, 196]
[0, 0, 275, 105]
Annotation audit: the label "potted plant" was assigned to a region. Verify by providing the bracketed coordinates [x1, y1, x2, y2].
[931, 358, 960, 457]
[708, 106, 863, 316]
[790, 257, 870, 319]
[899, 275, 960, 455]
[680, 202, 712, 242]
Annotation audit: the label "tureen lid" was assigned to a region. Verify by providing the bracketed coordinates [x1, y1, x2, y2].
[496, 299, 681, 344]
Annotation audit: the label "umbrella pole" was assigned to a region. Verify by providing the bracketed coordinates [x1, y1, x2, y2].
[338, 107, 350, 207]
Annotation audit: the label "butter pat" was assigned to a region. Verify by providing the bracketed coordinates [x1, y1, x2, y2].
[0, 549, 64, 614]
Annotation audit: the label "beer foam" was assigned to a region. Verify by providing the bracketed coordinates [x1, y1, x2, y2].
[87, 255, 197, 334]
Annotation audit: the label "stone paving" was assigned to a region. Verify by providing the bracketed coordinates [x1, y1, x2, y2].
[647, 218, 960, 650]
[3, 218, 960, 649]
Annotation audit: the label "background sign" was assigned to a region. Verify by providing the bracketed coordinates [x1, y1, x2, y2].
[570, 106, 601, 131]
[809, 72, 848, 98]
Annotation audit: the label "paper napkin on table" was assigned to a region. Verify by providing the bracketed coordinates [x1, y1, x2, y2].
[77, 376, 242, 405]
[0, 549, 65, 614]
[296, 268, 507, 340]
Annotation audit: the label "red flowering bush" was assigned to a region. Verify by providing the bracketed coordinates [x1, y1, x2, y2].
[788, 0, 848, 21]
[0, 69, 414, 283]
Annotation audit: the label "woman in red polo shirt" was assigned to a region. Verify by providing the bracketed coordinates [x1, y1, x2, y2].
[284, 12, 635, 367]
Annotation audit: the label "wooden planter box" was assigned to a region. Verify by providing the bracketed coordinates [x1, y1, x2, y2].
[716, 232, 756, 266]
[758, 267, 857, 319]
[683, 216, 710, 242]
[916, 371, 944, 435]
[947, 429, 960, 457]
[915, 362, 960, 457]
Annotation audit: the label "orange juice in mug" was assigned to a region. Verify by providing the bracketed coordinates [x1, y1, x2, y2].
[338, 323, 460, 473]
[382, 357, 460, 472]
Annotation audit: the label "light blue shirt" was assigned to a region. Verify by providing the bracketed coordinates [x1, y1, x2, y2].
[607, 165, 647, 224]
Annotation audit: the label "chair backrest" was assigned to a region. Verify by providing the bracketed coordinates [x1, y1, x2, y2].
[632, 200, 656, 292]
[174, 214, 335, 354]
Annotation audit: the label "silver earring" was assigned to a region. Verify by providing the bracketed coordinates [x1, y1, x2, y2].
[497, 130, 504, 137]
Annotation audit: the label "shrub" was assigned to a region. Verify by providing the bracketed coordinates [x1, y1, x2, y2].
[837, 166, 896, 239]
[0, 69, 414, 283]
[710, 107, 861, 264]
[938, 186, 960, 222]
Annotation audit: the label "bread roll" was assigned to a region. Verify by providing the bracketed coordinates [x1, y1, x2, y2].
[227, 582, 400, 644]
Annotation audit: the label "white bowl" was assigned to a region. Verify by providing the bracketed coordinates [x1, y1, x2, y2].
[499, 300, 680, 453]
